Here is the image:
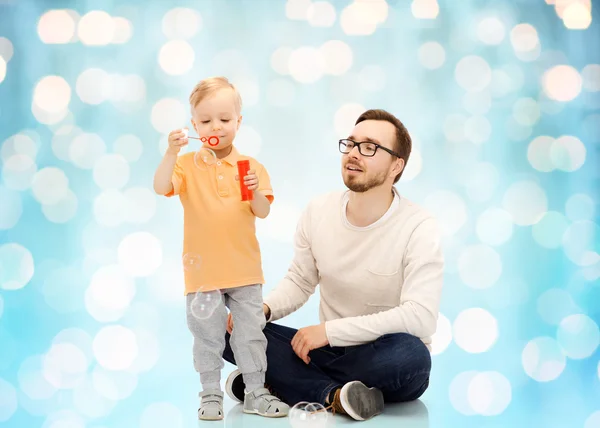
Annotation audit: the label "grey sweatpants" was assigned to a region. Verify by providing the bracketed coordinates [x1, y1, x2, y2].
[186, 284, 267, 393]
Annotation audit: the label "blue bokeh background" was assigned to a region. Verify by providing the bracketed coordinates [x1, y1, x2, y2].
[0, 1, 599, 427]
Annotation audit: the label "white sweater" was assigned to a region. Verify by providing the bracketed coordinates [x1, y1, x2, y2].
[264, 189, 444, 349]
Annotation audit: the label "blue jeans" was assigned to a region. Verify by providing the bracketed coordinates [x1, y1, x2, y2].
[223, 322, 431, 406]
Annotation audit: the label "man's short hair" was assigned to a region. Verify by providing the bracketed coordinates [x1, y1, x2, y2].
[355, 109, 412, 183]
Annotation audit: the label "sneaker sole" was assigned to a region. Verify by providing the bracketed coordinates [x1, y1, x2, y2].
[225, 369, 244, 403]
[198, 414, 224, 421]
[339, 381, 384, 421]
[242, 408, 288, 418]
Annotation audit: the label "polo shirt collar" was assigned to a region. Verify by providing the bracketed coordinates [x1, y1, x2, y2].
[220, 146, 242, 166]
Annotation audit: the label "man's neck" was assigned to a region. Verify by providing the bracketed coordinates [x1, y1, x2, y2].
[346, 186, 395, 227]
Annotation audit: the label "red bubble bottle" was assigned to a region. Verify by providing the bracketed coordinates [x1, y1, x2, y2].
[237, 160, 253, 201]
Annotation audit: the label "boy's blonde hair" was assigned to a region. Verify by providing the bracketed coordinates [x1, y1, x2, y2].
[189, 76, 242, 114]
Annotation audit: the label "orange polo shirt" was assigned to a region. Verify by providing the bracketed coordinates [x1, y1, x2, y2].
[166, 146, 273, 294]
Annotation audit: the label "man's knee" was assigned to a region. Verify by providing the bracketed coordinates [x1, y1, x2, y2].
[372, 333, 431, 400]
[374, 333, 431, 374]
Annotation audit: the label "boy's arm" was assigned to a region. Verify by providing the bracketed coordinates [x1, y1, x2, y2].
[250, 191, 271, 218]
[153, 149, 179, 195]
[250, 163, 274, 218]
[154, 129, 188, 195]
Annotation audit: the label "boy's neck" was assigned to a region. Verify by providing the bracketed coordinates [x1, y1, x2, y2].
[212, 145, 233, 159]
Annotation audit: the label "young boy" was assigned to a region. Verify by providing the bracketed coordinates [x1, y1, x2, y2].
[153, 77, 289, 420]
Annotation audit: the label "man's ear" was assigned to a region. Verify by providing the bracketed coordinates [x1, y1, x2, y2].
[391, 157, 405, 178]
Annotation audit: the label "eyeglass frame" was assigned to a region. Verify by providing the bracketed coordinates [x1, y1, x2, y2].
[338, 138, 402, 158]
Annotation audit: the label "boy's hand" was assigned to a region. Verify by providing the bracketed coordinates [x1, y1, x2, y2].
[167, 128, 188, 154]
[235, 169, 259, 191]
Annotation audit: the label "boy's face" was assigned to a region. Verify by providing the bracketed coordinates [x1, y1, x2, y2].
[191, 88, 241, 152]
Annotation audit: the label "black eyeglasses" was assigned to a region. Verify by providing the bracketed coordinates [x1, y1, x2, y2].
[338, 139, 401, 158]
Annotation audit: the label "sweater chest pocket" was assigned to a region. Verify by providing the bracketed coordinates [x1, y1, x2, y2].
[363, 261, 402, 308]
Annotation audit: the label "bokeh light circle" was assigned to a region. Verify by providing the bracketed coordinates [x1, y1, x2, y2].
[522, 336, 566, 382]
[458, 245, 502, 289]
[562, 220, 599, 267]
[158, 40, 195, 75]
[502, 180, 547, 226]
[0, 378, 17, 423]
[532, 211, 569, 249]
[556, 314, 600, 359]
[565, 193, 595, 221]
[118, 232, 163, 277]
[455, 56, 491, 92]
[537, 288, 581, 326]
[453, 308, 498, 353]
[543, 65, 582, 102]
[476, 208, 513, 246]
[0, 243, 34, 290]
[431, 313, 452, 355]
[467, 371, 512, 416]
[93, 325, 138, 371]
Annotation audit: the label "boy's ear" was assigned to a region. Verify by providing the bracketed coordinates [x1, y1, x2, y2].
[237, 115, 242, 131]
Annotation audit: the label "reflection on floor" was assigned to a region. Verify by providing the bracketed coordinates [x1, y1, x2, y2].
[201, 395, 430, 428]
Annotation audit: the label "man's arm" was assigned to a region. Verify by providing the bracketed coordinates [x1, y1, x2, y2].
[324, 218, 444, 347]
[263, 203, 320, 321]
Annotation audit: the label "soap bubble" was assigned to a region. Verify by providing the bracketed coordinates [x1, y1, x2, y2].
[193, 147, 217, 170]
[190, 290, 222, 320]
[182, 253, 201, 271]
[289, 401, 329, 428]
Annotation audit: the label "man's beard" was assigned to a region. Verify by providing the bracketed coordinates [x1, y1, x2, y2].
[343, 170, 387, 192]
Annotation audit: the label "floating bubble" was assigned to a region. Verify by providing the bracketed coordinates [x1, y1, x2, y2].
[182, 253, 202, 271]
[193, 148, 217, 170]
[190, 290, 222, 320]
[289, 402, 329, 428]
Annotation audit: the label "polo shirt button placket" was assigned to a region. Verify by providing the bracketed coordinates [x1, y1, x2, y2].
[217, 164, 228, 196]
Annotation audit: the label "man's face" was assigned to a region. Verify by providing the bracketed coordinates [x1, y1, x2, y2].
[341, 120, 401, 193]
[191, 88, 241, 151]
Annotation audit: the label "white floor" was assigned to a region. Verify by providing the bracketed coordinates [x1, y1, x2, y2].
[214, 397, 429, 427]
[195, 364, 431, 428]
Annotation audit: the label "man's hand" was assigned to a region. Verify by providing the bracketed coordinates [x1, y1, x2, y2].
[226, 312, 234, 334]
[291, 324, 329, 364]
[226, 304, 270, 334]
